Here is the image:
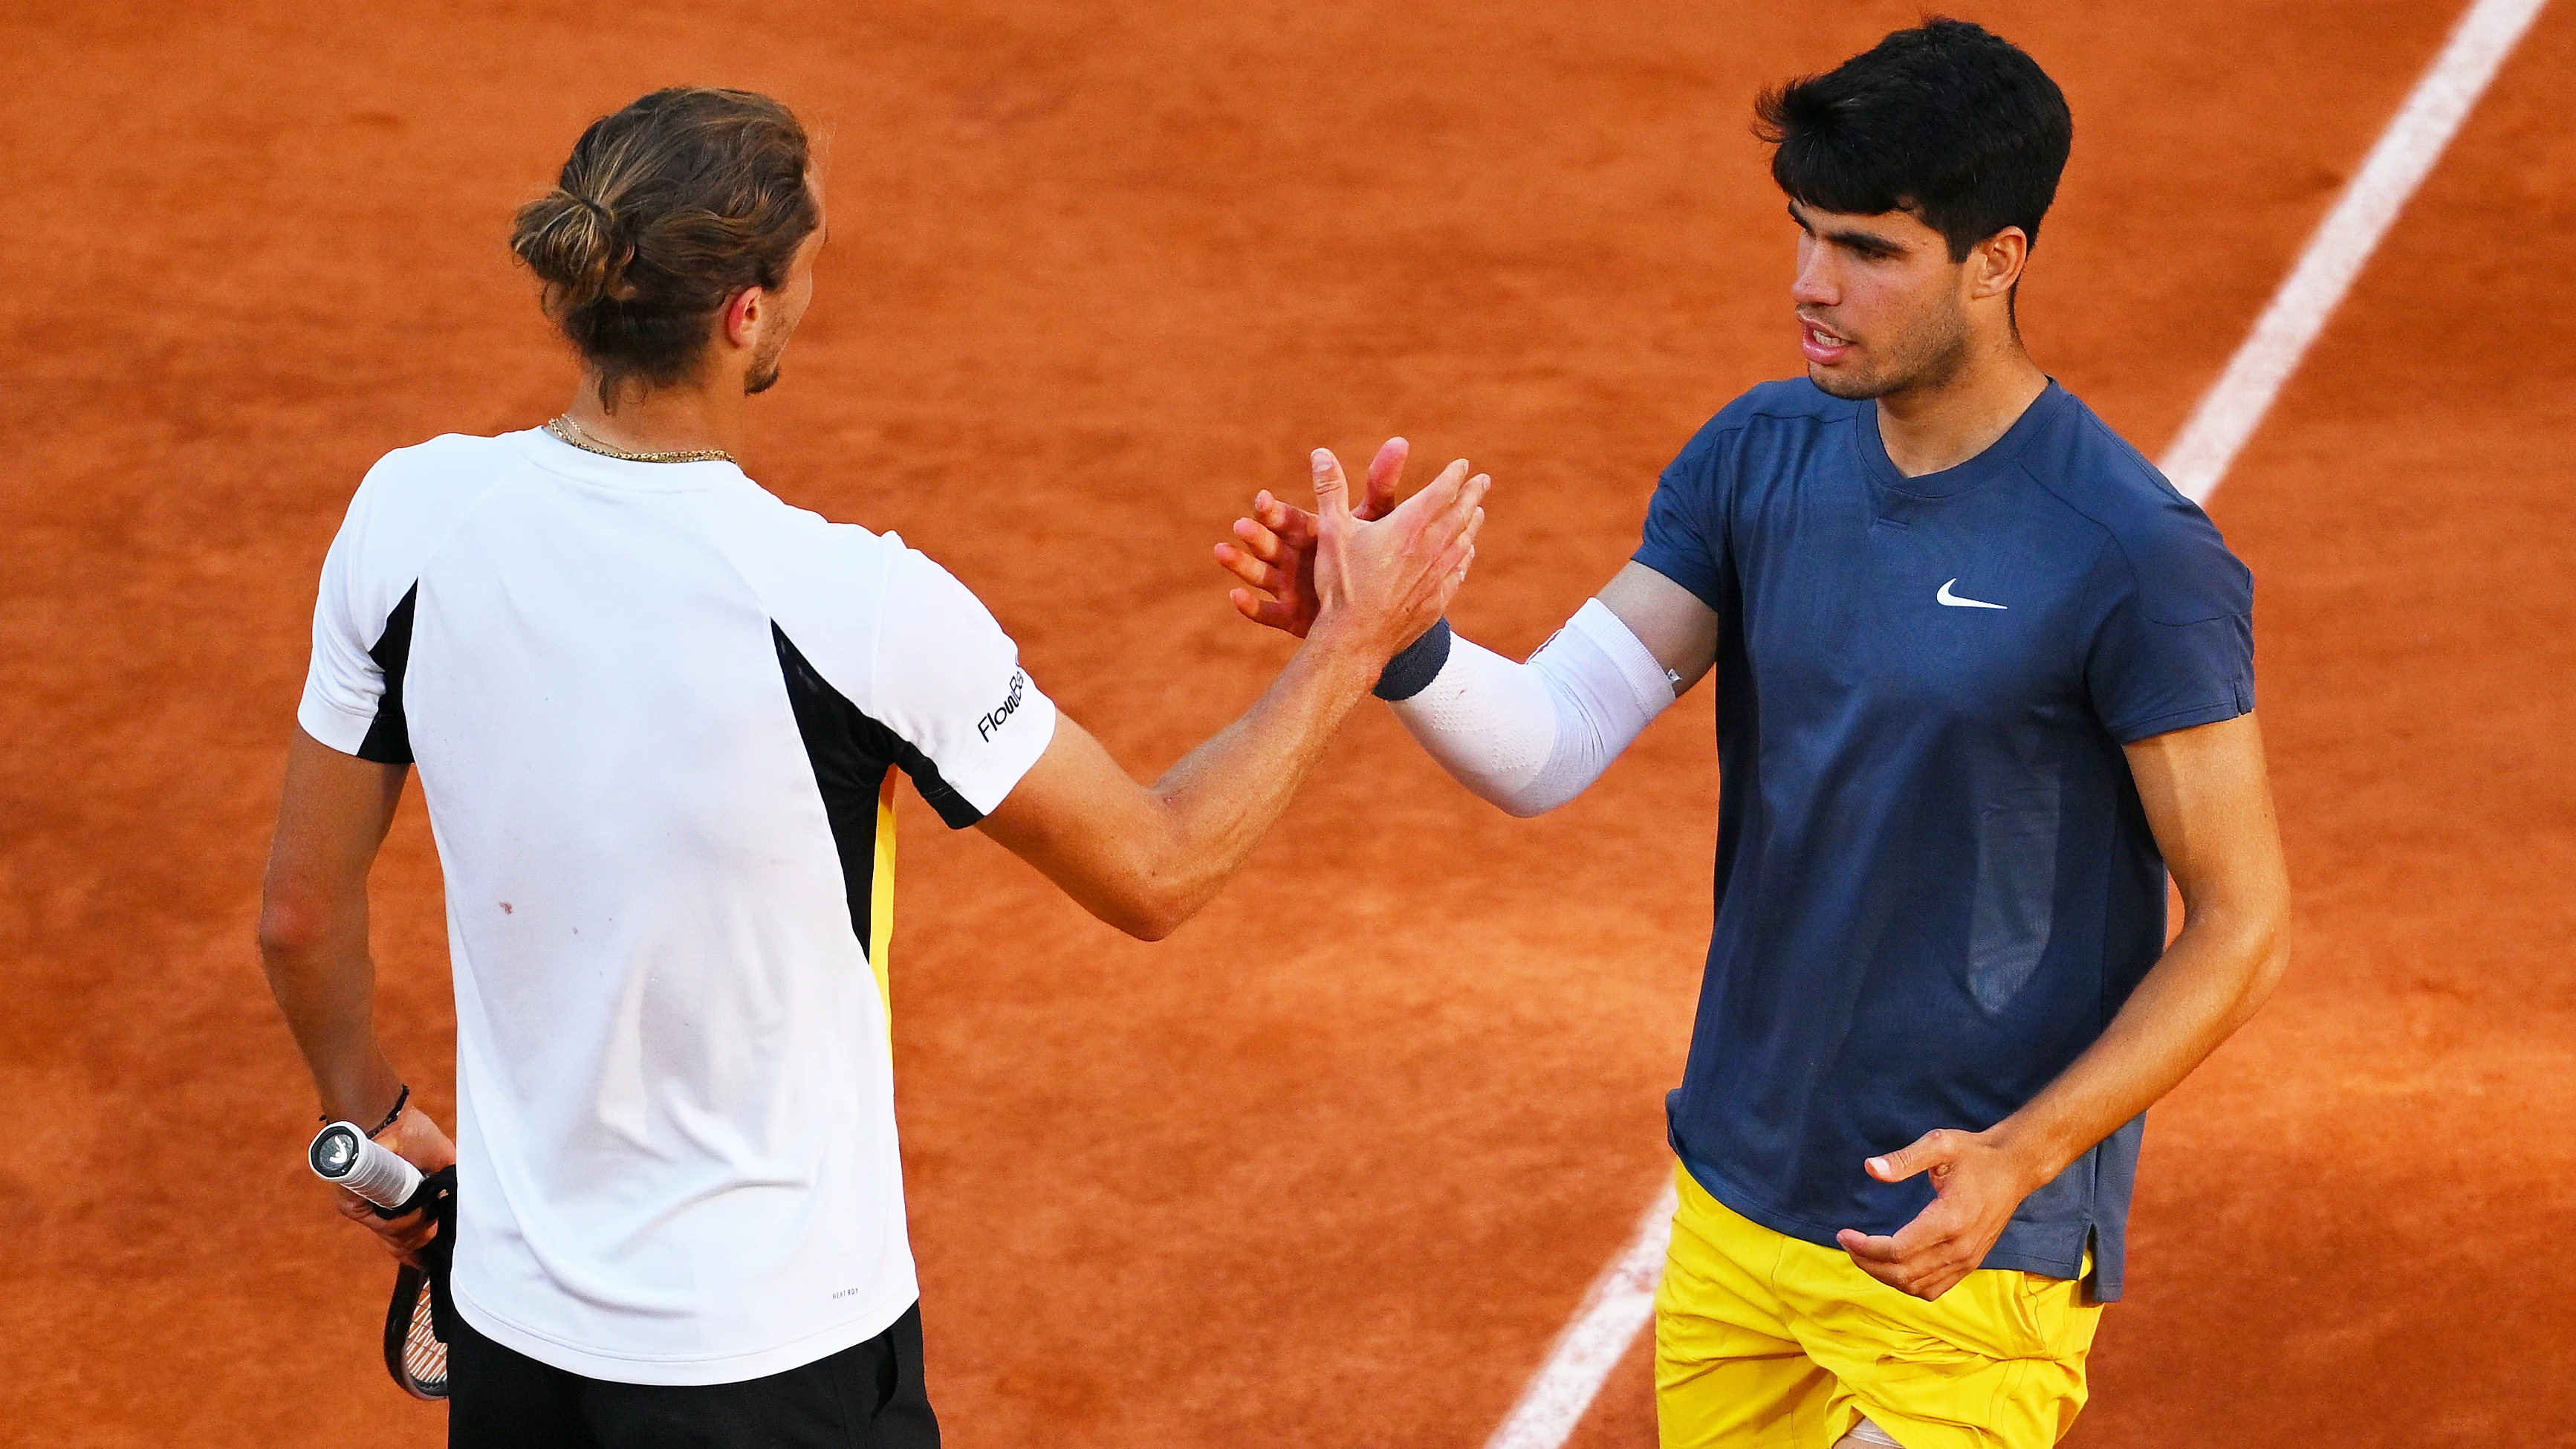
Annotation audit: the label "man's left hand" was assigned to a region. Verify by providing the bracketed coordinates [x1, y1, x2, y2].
[1834, 1127, 2046, 1302]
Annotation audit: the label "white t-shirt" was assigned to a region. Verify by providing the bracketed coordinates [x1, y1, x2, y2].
[299, 427, 1057, 1385]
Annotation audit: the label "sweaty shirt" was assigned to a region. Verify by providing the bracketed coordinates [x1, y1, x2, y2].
[1632, 379, 2253, 1300]
[299, 428, 1057, 1383]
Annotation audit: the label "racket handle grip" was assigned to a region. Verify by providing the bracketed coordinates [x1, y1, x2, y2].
[309, 1121, 426, 1211]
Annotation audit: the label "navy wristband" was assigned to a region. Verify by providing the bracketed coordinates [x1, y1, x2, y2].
[1372, 618, 1453, 701]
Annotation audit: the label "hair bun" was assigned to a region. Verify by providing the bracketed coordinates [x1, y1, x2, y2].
[510, 188, 636, 311]
[509, 88, 818, 406]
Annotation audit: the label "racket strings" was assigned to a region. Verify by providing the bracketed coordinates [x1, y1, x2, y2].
[399, 1277, 450, 1398]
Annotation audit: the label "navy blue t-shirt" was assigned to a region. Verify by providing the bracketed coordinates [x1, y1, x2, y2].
[1634, 378, 2254, 1300]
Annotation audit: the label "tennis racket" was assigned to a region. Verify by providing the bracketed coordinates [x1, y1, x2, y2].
[310, 1122, 450, 1400]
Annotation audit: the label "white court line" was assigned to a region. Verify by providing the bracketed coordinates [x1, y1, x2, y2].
[2161, 0, 2551, 500]
[1483, 1180, 1677, 1449]
[1480, 1, 2549, 1444]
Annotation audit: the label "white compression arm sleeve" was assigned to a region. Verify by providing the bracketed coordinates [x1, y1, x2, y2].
[1386, 598, 1677, 817]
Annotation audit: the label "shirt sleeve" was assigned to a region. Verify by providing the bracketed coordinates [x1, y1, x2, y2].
[869, 543, 1058, 827]
[2083, 529, 2257, 745]
[1630, 420, 1728, 610]
[296, 482, 415, 762]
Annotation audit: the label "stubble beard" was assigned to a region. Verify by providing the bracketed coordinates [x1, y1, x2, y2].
[744, 325, 794, 396]
[1808, 299, 1973, 403]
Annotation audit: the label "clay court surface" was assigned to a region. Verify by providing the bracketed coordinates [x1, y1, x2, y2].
[6, 1, 2575, 1444]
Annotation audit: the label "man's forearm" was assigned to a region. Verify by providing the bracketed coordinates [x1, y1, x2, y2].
[972, 633, 1386, 941]
[1990, 905, 2290, 1190]
[1134, 630, 1383, 918]
[261, 924, 406, 1123]
[261, 734, 414, 1122]
[1381, 600, 1679, 817]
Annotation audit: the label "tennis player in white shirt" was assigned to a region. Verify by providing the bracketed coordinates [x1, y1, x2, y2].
[259, 85, 1485, 1448]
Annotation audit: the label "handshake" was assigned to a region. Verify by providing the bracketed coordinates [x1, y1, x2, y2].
[1212, 438, 1486, 655]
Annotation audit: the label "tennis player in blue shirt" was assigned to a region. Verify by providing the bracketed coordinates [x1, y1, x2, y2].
[1216, 20, 2291, 1448]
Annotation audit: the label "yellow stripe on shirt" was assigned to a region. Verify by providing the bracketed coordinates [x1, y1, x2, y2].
[869, 771, 898, 1037]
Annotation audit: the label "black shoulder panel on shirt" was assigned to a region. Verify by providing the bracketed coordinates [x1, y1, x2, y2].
[773, 617, 980, 844]
[774, 624, 987, 952]
[356, 585, 418, 765]
[777, 626, 891, 952]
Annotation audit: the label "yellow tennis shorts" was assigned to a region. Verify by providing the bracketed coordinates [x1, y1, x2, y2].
[1655, 1161, 2102, 1449]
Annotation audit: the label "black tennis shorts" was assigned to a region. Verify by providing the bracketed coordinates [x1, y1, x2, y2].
[447, 1301, 939, 1449]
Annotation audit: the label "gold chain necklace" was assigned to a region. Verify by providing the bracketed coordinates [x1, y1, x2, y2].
[545, 415, 736, 465]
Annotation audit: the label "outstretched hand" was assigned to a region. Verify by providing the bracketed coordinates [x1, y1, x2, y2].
[1834, 1127, 2046, 1302]
[1297, 440, 1486, 663]
[1216, 437, 1412, 638]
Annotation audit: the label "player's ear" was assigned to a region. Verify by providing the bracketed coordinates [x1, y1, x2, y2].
[1970, 227, 2028, 300]
[722, 286, 764, 349]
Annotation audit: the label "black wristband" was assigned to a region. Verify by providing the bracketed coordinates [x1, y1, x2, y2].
[1372, 617, 1453, 701]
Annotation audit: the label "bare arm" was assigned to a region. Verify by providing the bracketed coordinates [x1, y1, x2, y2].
[1837, 711, 2291, 1299]
[1990, 713, 2291, 1172]
[979, 646, 1378, 939]
[983, 448, 1487, 939]
[259, 730, 456, 1260]
[1594, 561, 1719, 694]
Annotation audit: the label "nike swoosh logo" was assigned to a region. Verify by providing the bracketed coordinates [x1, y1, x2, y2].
[1936, 578, 2007, 609]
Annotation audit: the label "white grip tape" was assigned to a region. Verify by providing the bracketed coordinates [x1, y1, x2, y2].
[308, 1121, 424, 1210]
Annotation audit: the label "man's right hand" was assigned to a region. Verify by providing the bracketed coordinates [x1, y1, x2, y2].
[1297, 441, 1485, 662]
[330, 1106, 458, 1267]
[1215, 437, 1414, 639]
